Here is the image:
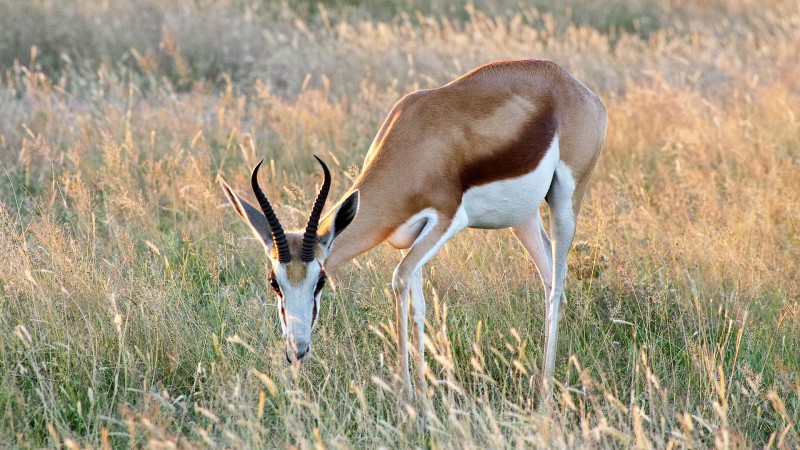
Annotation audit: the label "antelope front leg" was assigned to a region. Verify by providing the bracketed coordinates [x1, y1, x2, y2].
[409, 269, 427, 395]
[392, 269, 413, 395]
[392, 209, 467, 398]
[397, 250, 427, 395]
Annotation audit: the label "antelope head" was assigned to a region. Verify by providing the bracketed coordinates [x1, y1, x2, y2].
[218, 156, 359, 362]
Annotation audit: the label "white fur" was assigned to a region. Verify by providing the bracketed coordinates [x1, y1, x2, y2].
[274, 261, 323, 358]
[387, 208, 439, 249]
[462, 135, 559, 229]
[541, 160, 576, 396]
[412, 206, 468, 274]
[391, 135, 569, 397]
[391, 206, 469, 391]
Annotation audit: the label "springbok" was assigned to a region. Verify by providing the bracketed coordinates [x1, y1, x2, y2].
[218, 59, 607, 398]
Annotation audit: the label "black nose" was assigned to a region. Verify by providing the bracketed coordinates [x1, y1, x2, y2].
[285, 343, 310, 363]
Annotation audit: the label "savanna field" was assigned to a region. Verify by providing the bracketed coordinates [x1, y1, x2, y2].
[0, 0, 798, 448]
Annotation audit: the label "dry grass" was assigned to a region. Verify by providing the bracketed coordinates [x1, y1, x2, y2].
[0, 0, 798, 448]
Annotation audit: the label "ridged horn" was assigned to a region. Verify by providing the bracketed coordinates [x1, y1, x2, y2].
[301, 155, 331, 262]
[251, 160, 291, 263]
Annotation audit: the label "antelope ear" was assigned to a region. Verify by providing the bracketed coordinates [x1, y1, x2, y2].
[218, 175, 275, 252]
[318, 190, 359, 252]
[332, 190, 359, 238]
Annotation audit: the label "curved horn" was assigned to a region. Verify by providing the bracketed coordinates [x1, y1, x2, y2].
[251, 160, 291, 263]
[301, 155, 331, 262]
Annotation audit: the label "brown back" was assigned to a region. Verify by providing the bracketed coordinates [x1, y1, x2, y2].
[322, 59, 607, 271]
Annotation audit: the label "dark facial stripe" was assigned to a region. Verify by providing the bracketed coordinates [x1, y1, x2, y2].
[311, 297, 318, 326]
[269, 270, 282, 296]
[314, 270, 327, 296]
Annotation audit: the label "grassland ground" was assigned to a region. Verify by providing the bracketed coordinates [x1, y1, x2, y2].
[0, 0, 798, 448]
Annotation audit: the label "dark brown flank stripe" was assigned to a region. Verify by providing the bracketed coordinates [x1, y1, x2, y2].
[460, 99, 557, 191]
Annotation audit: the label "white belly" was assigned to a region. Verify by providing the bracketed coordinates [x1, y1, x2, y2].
[462, 135, 559, 229]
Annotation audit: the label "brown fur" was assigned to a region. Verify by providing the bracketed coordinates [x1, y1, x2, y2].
[322, 59, 607, 272]
[460, 100, 557, 190]
[269, 233, 310, 282]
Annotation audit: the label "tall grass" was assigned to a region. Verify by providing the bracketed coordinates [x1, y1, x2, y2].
[0, 0, 798, 447]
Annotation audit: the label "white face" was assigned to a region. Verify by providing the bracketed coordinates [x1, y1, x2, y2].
[268, 258, 327, 362]
[219, 170, 358, 364]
